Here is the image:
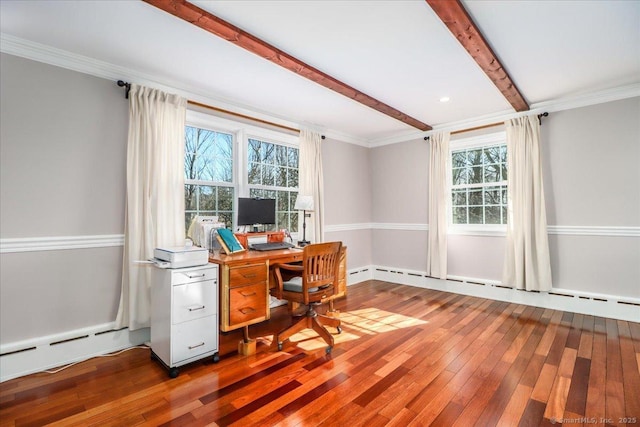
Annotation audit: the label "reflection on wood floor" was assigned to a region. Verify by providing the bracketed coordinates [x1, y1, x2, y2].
[1, 280, 639, 426]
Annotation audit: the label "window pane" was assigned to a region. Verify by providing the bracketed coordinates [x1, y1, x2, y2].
[199, 186, 215, 210]
[469, 189, 483, 205]
[469, 207, 483, 224]
[275, 165, 287, 187]
[483, 146, 501, 164]
[467, 149, 483, 166]
[502, 206, 508, 224]
[287, 147, 298, 168]
[453, 207, 467, 224]
[484, 164, 500, 183]
[276, 145, 287, 165]
[218, 187, 233, 210]
[248, 139, 261, 163]
[452, 167, 469, 185]
[500, 145, 508, 163]
[262, 142, 275, 163]
[262, 164, 275, 186]
[248, 162, 261, 185]
[277, 190, 289, 211]
[185, 184, 197, 210]
[485, 206, 501, 224]
[452, 189, 467, 206]
[484, 186, 501, 205]
[452, 151, 467, 168]
[469, 166, 483, 184]
[288, 168, 298, 188]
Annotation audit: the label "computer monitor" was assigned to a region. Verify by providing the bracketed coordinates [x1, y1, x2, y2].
[237, 198, 276, 227]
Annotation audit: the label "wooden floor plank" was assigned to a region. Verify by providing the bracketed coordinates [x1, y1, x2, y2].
[1, 280, 638, 427]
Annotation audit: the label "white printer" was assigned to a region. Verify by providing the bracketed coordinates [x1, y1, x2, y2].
[153, 246, 209, 269]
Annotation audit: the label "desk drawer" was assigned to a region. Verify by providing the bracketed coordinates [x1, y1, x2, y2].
[229, 264, 267, 288]
[229, 283, 267, 325]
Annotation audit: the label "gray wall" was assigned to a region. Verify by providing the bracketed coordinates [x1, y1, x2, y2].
[0, 53, 128, 343]
[323, 138, 373, 269]
[370, 97, 640, 298]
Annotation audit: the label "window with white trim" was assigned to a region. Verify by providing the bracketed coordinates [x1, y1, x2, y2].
[247, 137, 299, 233]
[183, 111, 299, 234]
[184, 126, 234, 230]
[450, 132, 508, 227]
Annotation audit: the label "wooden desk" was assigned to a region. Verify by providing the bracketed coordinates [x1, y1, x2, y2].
[209, 248, 303, 333]
[208, 246, 347, 354]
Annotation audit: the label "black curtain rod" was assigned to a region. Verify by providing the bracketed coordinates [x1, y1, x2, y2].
[423, 112, 549, 141]
[116, 79, 325, 139]
[117, 80, 131, 99]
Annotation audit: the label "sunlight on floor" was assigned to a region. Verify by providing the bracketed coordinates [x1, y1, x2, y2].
[289, 307, 428, 352]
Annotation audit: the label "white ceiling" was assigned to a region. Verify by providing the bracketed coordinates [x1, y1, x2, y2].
[1, 0, 639, 144]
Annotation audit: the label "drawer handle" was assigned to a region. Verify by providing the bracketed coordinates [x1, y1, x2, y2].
[243, 273, 257, 279]
[240, 291, 257, 297]
[239, 307, 256, 314]
[188, 305, 205, 312]
[186, 273, 206, 279]
[188, 342, 205, 350]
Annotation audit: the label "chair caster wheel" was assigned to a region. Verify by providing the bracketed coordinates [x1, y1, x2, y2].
[277, 343, 283, 351]
[325, 346, 332, 354]
[169, 368, 179, 378]
[336, 326, 342, 334]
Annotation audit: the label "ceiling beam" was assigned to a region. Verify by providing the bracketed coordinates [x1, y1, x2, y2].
[143, 0, 432, 131]
[426, 0, 529, 112]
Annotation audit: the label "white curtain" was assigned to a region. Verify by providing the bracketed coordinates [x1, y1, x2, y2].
[502, 115, 552, 291]
[298, 130, 324, 243]
[427, 131, 450, 279]
[115, 84, 187, 330]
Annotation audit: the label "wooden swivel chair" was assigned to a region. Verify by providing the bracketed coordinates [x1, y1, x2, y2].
[272, 241, 343, 353]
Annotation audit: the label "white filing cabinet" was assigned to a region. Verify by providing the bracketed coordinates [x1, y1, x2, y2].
[151, 263, 219, 378]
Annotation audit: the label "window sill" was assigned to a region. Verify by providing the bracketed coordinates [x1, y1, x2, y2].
[448, 225, 506, 237]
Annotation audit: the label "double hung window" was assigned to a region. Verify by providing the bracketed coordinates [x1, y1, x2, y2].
[247, 138, 299, 232]
[183, 112, 299, 234]
[450, 132, 508, 229]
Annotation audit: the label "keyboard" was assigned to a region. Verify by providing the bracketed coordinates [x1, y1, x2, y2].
[250, 242, 295, 251]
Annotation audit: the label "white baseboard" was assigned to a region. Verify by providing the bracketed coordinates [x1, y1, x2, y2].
[0, 323, 149, 383]
[371, 265, 640, 323]
[2, 264, 635, 383]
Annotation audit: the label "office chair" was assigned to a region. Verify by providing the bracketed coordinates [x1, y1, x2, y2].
[272, 241, 343, 353]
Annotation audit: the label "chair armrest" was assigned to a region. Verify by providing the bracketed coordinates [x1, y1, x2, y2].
[271, 263, 304, 299]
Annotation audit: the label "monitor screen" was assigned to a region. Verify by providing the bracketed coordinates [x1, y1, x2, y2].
[237, 198, 276, 226]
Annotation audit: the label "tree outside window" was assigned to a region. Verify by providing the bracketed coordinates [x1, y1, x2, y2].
[451, 140, 507, 226]
[184, 126, 234, 231]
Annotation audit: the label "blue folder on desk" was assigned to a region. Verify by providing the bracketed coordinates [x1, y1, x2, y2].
[217, 228, 245, 253]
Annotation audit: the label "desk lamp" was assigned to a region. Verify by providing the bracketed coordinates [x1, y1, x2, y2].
[294, 195, 314, 247]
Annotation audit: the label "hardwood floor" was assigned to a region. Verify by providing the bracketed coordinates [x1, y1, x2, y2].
[1, 280, 639, 426]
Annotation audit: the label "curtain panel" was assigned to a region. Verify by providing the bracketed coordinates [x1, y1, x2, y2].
[502, 115, 552, 291]
[427, 131, 450, 279]
[298, 130, 325, 244]
[115, 84, 187, 330]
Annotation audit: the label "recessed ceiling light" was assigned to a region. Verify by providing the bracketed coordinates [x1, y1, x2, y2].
[440, 96, 450, 103]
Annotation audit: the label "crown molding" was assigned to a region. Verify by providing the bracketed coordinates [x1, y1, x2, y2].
[370, 84, 640, 148]
[2, 33, 638, 149]
[0, 33, 368, 147]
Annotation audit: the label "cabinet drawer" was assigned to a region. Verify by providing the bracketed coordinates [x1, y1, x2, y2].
[171, 315, 217, 364]
[229, 264, 267, 288]
[229, 283, 267, 325]
[172, 280, 217, 324]
[172, 266, 217, 286]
